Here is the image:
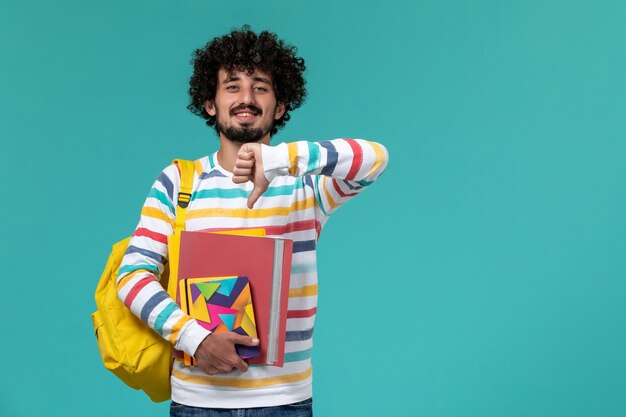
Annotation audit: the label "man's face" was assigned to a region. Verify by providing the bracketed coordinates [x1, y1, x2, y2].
[204, 68, 286, 144]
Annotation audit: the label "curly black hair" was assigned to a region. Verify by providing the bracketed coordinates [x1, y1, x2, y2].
[187, 25, 307, 136]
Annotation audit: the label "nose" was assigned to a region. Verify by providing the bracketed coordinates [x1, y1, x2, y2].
[238, 86, 256, 106]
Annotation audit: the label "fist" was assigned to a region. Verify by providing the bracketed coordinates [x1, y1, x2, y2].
[233, 143, 270, 209]
[194, 332, 260, 375]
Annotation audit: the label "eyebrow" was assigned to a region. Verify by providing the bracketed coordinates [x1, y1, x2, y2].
[252, 76, 272, 84]
[223, 75, 240, 83]
[223, 74, 272, 84]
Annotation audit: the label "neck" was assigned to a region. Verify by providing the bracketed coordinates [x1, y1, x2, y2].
[216, 134, 271, 172]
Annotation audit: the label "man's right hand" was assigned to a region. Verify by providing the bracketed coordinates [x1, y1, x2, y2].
[194, 332, 260, 375]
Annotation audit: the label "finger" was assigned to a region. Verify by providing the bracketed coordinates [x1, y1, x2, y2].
[232, 334, 260, 347]
[233, 167, 252, 177]
[234, 158, 254, 169]
[206, 367, 221, 375]
[228, 355, 248, 373]
[232, 175, 250, 184]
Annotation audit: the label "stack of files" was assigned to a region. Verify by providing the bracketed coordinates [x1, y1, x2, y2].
[169, 230, 293, 367]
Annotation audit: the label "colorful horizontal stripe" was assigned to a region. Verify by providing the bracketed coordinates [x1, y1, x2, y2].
[345, 139, 363, 181]
[291, 263, 317, 274]
[287, 307, 317, 319]
[141, 206, 175, 228]
[249, 347, 314, 365]
[321, 179, 338, 211]
[198, 219, 322, 238]
[167, 315, 193, 344]
[133, 228, 168, 244]
[147, 188, 175, 214]
[293, 240, 316, 253]
[154, 302, 178, 335]
[306, 141, 320, 173]
[287, 142, 299, 176]
[318, 141, 337, 176]
[191, 184, 298, 201]
[123, 276, 153, 308]
[313, 176, 327, 216]
[156, 171, 174, 200]
[186, 197, 315, 220]
[172, 367, 312, 389]
[140, 291, 169, 322]
[289, 284, 318, 298]
[117, 264, 159, 278]
[200, 170, 226, 180]
[285, 327, 314, 342]
[331, 179, 357, 198]
[284, 347, 313, 362]
[125, 245, 166, 265]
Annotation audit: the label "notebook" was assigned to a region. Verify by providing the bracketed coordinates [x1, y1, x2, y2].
[179, 276, 259, 366]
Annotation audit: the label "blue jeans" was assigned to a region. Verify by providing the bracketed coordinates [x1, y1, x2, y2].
[169, 398, 313, 417]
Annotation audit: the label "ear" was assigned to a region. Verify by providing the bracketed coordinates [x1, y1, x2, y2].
[274, 102, 286, 120]
[204, 100, 216, 117]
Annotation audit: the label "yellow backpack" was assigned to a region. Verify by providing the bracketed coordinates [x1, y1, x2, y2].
[91, 159, 194, 402]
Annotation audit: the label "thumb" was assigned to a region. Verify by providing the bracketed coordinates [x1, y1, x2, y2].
[247, 186, 264, 209]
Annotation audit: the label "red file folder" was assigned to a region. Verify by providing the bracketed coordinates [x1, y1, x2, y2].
[177, 231, 293, 367]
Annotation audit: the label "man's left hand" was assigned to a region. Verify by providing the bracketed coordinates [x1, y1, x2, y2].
[233, 143, 269, 209]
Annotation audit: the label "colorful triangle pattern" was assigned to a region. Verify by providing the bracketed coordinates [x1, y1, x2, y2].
[185, 276, 259, 359]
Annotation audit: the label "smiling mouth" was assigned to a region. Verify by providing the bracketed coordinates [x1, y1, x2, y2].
[232, 107, 261, 124]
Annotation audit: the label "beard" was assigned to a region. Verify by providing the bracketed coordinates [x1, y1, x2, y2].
[214, 105, 272, 144]
[216, 122, 265, 143]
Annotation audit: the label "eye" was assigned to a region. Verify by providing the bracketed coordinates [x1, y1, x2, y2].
[226, 85, 238, 91]
[254, 86, 268, 92]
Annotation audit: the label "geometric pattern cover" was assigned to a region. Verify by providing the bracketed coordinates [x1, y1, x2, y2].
[180, 276, 259, 365]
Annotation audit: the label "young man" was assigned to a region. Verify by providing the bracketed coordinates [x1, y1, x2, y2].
[117, 26, 388, 416]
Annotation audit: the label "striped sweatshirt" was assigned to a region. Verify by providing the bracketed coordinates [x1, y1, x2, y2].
[117, 139, 389, 408]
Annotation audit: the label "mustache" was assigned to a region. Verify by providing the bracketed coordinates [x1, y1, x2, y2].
[230, 104, 262, 116]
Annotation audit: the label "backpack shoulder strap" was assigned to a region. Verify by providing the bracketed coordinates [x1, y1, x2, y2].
[165, 159, 195, 299]
[172, 159, 195, 232]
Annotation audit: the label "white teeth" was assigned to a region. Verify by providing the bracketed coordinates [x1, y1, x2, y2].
[238, 112, 254, 117]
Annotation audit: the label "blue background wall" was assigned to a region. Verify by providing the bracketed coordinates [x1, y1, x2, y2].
[1, 1, 625, 416]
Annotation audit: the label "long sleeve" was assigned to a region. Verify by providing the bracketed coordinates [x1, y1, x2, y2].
[262, 138, 389, 216]
[116, 163, 210, 356]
